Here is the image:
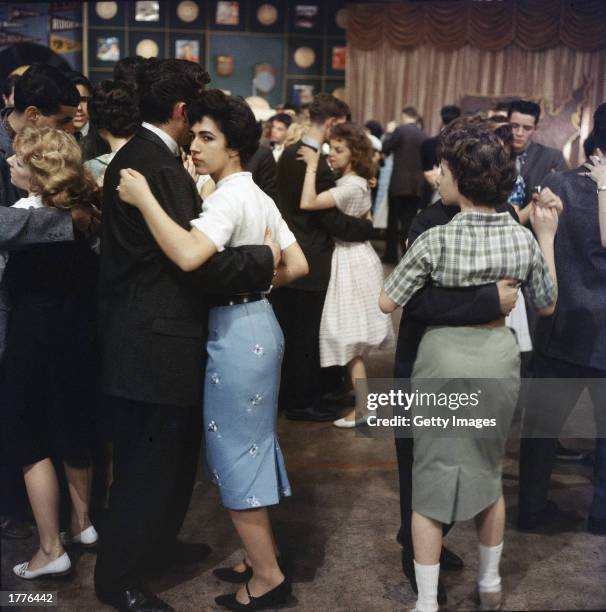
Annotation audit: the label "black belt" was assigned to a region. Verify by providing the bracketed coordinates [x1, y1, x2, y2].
[209, 292, 265, 308]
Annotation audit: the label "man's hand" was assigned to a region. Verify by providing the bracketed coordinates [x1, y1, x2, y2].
[532, 187, 563, 215]
[71, 205, 101, 239]
[264, 227, 281, 269]
[386, 120, 397, 134]
[530, 204, 559, 242]
[496, 278, 519, 316]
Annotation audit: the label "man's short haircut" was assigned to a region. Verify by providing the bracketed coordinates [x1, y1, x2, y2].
[270, 113, 292, 128]
[401, 106, 419, 119]
[89, 80, 141, 138]
[113, 55, 150, 90]
[508, 100, 541, 125]
[493, 101, 511, 114]
[364, 120, 383, 140]
[3, 74, 20, 99]
[68, 71, 92, 95]
[187, 90, 261, 165]
[440, 105, 461, 126]
[439, 116, 516, 208]
[309, 93, 350, 124]
[13, 63, 80, 115]
[138, 59, 210, 125]
[585, 102, 606, 157]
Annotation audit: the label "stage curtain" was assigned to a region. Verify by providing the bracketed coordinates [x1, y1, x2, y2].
[347, 42, 606, 166]
[348, 1, 606, 52]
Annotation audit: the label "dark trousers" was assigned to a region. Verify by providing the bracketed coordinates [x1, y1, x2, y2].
[271, 287, 327, 412]
[385, 194, 420, 261]
[519, 352, 606, 517]
[94, 396, 202, 596]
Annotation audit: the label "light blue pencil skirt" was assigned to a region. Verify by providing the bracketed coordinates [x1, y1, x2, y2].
[203, 298, 292, 510]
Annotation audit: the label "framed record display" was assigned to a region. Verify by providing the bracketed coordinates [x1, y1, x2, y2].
[169, 0, 205, 29]
[170, 32, 205, 64]
[248, 0, 284, 34]
[89, 1, 125, 27]
[210, 0, 246, 32]
[88, 30, 125, 68]
[128, 0, 166, 28]
[287, 37, 322, 76]
[129, 30, 164, 59]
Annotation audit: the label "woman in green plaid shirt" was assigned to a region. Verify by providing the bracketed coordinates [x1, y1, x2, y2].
[380, 117, 558, 612]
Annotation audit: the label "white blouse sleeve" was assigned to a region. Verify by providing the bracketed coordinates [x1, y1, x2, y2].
[189, 192, 241, 252]
[268, 200, 296, 250]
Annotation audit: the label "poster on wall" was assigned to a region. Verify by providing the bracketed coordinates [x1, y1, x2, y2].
[292, 83, 315, 105]
[49, 15, 82, 31]
[176, 39, 200, 63]
[135, 1, 160, 22]
[331, 46, 346, 71]
[49, 34, 82, 54]
[294, 5, 318, 29]
[97, 36, 120, 62]
[253, 63, 276, 94]
[216, 1, 239, 26]
[215, 55, 234, 76]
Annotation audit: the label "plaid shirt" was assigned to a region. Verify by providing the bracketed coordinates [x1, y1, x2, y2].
[384, 211, 557, 310]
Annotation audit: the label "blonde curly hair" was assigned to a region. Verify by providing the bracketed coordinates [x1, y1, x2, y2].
[13, 126, 99, 210]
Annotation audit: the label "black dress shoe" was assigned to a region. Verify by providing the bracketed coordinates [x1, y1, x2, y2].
[213, 560, 253, 584]
[402, 553, 447, 605]
[284, 404, 337, 422]
[215, 579, 292, 611]
[99, 587, 174, 612]
[517, 500, 559, 531]
[439, 546, 463, 571]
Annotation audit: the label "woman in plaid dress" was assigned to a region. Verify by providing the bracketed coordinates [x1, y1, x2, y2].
[380, 118, 558, 612]
[298, 123, 394, 428]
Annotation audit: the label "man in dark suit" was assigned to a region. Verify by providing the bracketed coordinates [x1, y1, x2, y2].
[246, 143, 277, 201]
[272, 94, 373, 422]
[381, 106, 427, 262]
[94, 60, 275, 612]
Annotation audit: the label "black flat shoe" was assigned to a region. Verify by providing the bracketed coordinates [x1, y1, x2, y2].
[98, 587, 174, 612]
[402, 553, 447, 605]
[213, 560, 253, 584]
[215, 579, 292, 611]
[440, 546, 463, 571]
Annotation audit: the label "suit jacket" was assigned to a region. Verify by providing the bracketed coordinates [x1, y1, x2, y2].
[80, 126, 111, 162]
[275, 139, 374, 291]
[520, 142, 568, 205]
[0, 207, 73, 249]
[99, 127, 273, 407]
[382, 123, 427, 197]
[246, 144, 277, 202]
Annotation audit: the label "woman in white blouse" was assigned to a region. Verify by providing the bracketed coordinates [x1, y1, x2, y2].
[118, 91, 307, 611]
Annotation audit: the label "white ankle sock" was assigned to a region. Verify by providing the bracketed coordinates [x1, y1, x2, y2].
[413, 560, 440, 612]
[478, 541, 503, 593]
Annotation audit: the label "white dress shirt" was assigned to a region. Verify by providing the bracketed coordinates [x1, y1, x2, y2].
[142, 122, 180, 157]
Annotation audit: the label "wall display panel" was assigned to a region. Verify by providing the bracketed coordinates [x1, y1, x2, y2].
[128, 0, 167, 28]
[88, 30, 125, 69]
[89, 1, 126, 27]
[208, 33, 283, 107]
[325, 39, 346, 77]
[169, 32, 205, 64]
[169, 0, 206, 30]
[210, 0, 247, 32]
[248, 0, 284, 34]
[129, 30, 165, 59]
[324, 78, 346, 100]
[325, 0, 348, 35]
[287, 37, 322, 76]
[289, 3, 324, 35]
[286, 77, 322, 105]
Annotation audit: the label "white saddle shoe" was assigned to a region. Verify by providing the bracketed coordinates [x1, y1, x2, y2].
[13, 552, 71, 579]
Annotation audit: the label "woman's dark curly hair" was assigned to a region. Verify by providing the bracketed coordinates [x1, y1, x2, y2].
[186, 90, 261, 165]
[89, 80, 141, 138]
[329, 122, 374, 180]
[438, 116, 516, 207]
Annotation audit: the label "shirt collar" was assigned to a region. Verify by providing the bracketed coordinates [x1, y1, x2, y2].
[452, 210, 514, 225]
[142, 122, 180, 157]
[215, 171, 252, 189]
[302, 135, 321, 150]
[80, 121, 90, 137]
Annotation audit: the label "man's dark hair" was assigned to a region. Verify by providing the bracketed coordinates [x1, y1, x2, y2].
[309, 93, 350, 124]
[13, 63, 79, 114]
[364, 119, 383, 140]
[401, 106, 419, 119]
[584, 102, 606, 158]
[89, 80, 141, 138]
[113, 55, 150, 90]
[269, 113, 292, 128]
[68, 71, 92, 95]
[3, 73, 20, 99]
[508, 100, 541, 125]
[187, 90, 261, 165]
[138, 59, 210, 124]
[282, 102, 299, 114]
[440, 105, 461, 126]
[439, 116, 516, 207]
[492, 101, 511, 114]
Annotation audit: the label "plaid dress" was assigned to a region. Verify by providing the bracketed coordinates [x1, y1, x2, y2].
[320, 175, 394, 367]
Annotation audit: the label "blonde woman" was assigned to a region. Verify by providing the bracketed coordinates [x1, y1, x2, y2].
[4, 127, 100, 579]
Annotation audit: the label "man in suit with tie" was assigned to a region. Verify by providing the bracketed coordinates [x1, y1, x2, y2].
[94, 59, 275, 612]
[272, 94, 374, 422]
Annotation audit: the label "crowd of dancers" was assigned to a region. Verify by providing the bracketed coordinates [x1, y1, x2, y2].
[0, 57, 605, 612]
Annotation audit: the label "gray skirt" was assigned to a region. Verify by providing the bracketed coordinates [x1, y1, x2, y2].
[411, 326, 520, 524]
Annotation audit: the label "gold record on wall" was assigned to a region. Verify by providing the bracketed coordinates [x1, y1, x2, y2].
[335, 8, 348, 29]
[95, 1, 118, 20]
[136, 38, 159, 58]
[293, 46, 315, 69]
[176, 0, 199, 23]
[257, 3, 278, 26]
[332, 87, 346, 101]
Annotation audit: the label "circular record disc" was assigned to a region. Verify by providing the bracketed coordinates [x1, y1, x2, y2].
[257, 4, 278, 26]
[136, 39, 159, 58]
[293, 46, 315, 69]
[177, 0, 199, 23]
[96, 1, 118, 20]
